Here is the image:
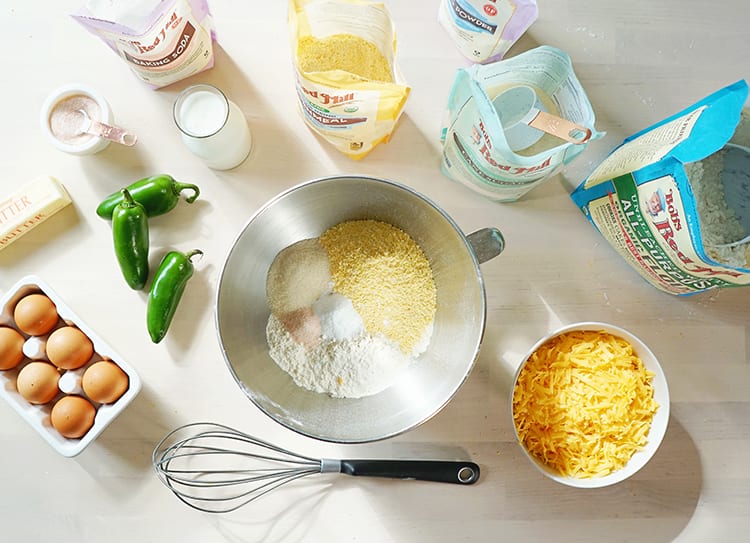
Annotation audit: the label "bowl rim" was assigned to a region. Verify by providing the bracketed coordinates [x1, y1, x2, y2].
[214, 174, 489, 443]
[509, 321, 670, 488]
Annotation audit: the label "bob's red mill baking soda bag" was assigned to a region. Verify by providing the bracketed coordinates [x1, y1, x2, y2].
[571, 80, 750, 295]
[289, 0, 410, 160]
[71, 0, 216, 89]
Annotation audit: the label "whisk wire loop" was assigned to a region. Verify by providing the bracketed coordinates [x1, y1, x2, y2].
[152, 422, 480, 514]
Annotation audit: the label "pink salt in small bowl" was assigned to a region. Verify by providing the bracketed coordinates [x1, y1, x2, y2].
[40, 83, 114, 156]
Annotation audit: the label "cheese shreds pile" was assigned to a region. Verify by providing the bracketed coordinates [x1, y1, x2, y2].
[319, 220, 436, 354]
[297, 34, 393, 83]
[512, 330, 659, 479]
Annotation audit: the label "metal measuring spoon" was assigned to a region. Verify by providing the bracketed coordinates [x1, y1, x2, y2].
[712, 234, 750, 248]
[493, 85, 591, 151]
[78, 109, 137, 146]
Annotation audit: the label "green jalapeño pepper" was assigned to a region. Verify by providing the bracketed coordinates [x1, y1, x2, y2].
[112, 189, 150, 290]
[147, 249, 203, 343]
[96, 174, 200, 219]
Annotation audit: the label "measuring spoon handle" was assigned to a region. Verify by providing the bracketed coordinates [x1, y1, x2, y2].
[528, 109, 592, 145]
[87, 119, 138, 146]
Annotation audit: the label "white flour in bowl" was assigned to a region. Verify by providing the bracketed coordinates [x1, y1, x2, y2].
[267, 314, 414, 399]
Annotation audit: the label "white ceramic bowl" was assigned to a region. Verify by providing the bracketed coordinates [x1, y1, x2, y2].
[510, 322, 670, 488]
[39, 83, 114, 155]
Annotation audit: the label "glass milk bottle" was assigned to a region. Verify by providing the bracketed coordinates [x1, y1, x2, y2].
[173, 84, 252, 170]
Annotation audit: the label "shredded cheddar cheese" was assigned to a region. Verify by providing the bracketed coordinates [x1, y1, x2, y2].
[512, 330, 659, 479]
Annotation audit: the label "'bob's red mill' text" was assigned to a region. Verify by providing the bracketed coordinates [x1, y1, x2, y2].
[301, 85, 355, 107]
[124, 19, 197, 69]
[627, 189, 743, 279]
[652, 188, 683, 233]
[476, 119, 552, 174]
[128, 12, 183, 54]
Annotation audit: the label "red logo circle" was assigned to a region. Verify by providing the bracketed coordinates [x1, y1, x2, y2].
[484, 4, 497, 16]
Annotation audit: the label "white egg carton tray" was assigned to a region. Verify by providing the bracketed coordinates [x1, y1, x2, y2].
[0, 275, 141, 457]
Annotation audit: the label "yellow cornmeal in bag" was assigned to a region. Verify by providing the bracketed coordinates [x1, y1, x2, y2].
[319, 220, 435, 354]
[297, 33, 393, 83]
[289, 0, 409, 159]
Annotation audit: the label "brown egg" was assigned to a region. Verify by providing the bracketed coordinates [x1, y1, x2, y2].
[16, 361, 61, 404]
[50, 395, 96, 438]
[82, 360, 129, 404]
[46, 326, 94, 370]
[0, 326, 26, 370]
[13, 293, 59, 336]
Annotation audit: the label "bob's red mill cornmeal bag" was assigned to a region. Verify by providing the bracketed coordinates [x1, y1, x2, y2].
[71, 0, 216, 89]
[289, 0, 410, 160]
[571, 80, 750, 295]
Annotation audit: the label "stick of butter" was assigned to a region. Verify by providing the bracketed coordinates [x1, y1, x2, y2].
[0, 175, 73, 251]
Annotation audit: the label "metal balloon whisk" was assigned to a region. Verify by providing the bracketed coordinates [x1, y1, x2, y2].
[152, 422, 480, 513]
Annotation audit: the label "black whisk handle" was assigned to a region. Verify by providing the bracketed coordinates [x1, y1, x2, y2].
[338, 460, 480, 485]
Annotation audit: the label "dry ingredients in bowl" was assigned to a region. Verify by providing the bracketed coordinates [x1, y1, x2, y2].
[265, 220, 436, 398]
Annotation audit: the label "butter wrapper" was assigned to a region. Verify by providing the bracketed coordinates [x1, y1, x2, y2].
[0, 176, 72, 251]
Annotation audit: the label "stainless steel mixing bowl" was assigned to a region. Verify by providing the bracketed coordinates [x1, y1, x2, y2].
[215, 176, 504, 443]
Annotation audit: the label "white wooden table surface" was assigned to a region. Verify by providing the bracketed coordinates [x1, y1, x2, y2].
[1, 1, 748, 542]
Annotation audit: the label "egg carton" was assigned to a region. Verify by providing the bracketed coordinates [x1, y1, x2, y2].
[0, 275, 141, 457]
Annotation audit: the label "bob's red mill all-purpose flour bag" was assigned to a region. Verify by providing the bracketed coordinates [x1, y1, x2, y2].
[571, 80, 750, 295]
[71, 0, 216, 89]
